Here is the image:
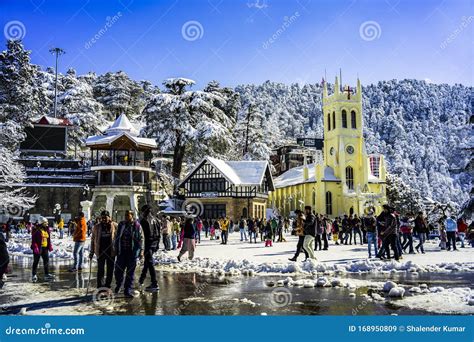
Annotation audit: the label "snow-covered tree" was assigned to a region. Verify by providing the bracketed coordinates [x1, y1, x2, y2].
[143, 78, 236, 178]
[0, 40, 45, 127]
[386, 173, 423, 214]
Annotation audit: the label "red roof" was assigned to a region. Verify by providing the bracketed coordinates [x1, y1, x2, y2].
[36, 115, 72, 126]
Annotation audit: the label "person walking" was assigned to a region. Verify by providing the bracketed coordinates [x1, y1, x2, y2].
[138, 205, 160, 292]
[276, 216, 286, 242]
[114, 210, 144, 298]
[31, 217, 54, 282]
[203, 219, 210, 238]
[302, 206, 317, 260]
[248, 218, 257, 243]
[171, 218, 179, 250]
[342, 215, 352, 245]
[376, 205, 400, 261]
[314, 215, 323, 251]
[332, 218, 340, 245]
[0, 231, 10, 289]
[239, 216, 248, 242]
[220, 217, 229, 245]
[400, 215, 414, 254]
[69, 212, 87, 272]
[58, 218, 65, 239]
[322, 215, 330, 250]
[414, 212, 428, 254]
[178, 217, 196, 261]
[264, 220, 273, 247]
[457, 216, 468, 248]
[445, 215, 458, 251]
[352, 214, 363, 245]
[289, 210, 308, 261]
[195, 217, 203, 243]
[161, 216, 171, 251]
[363, 211, 378, 258]
[89, 210, 117, 290]
[439, 219, 447, 250]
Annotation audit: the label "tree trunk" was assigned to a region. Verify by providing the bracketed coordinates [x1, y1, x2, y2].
[172, 131, 186, 179]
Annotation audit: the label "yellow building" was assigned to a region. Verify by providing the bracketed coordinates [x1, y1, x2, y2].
[269, 77, 387, 218]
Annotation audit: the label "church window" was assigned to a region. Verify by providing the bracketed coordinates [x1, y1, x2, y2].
[345, 166, 354, 190]
[312, 190, 316, 206]
[332, 111, 336, 129]
[342, 110, 347, 128]
[327, 113, 331, 131]
[325, 191, 332, 215]
[351, 110, 357, 129]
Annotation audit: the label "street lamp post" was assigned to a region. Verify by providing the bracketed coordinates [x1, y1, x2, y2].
[49, 47, 66, 118]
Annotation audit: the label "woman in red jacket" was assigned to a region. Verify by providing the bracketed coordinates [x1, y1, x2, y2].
[31, 217, 54, 282]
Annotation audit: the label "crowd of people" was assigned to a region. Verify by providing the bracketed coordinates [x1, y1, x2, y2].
[0, 203, 472, 296]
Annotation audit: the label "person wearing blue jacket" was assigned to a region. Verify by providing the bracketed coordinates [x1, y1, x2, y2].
[445, 215, 458, 251]
[114, 210, 144, 298]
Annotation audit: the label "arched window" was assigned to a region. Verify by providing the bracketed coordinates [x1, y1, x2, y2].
[332, 111, 336, 129]
[342, 110, 348, 128]
[351, 110, 357, 129]
[327, 113, 331, 131]
[325, 191, 332, 215]
[312, 191, 316, 206]
[345, 166, 354, 190]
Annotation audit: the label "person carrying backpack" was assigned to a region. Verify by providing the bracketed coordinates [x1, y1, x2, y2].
[138, 205, 160, 292]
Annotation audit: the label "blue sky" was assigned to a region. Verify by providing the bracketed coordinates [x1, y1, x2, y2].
[1, 0, 472, 88]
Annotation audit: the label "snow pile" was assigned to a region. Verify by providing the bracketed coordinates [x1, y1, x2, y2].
[392, 287, 474, 314]
[154, 251, 474, 276]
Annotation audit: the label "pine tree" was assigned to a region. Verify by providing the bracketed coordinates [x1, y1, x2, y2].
[143, 78, 236, 179]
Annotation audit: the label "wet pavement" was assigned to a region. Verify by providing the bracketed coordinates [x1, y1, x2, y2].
[1, 256, 472, 315]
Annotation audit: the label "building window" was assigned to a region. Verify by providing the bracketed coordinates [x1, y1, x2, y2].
[369, 155, 381, 177]
[203, 204, 226, 219]
[325, 191, 332, 215]
[351, 110, 357, 129]
[312, 191, 316, 206]
[327, 113, 331, 131]
[346, 166, 354, 190]
[342, 110, 347, 128]
[332, 111, 336, 129]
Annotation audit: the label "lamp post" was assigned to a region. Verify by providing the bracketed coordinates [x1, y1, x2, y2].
[49, 47, 66, 118]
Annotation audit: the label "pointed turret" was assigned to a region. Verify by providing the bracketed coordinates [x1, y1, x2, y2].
[334, 76, 340, 96]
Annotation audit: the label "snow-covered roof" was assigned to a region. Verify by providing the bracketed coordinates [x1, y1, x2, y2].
[274, 163, 316, 188]
[32, 115, 72, 126]
[85, 114, 157, 148]
[179, 156, 272, 187]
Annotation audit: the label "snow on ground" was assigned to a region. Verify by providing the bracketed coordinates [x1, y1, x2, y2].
[7, 230, 474, 276]
[391, 286, 474, 314]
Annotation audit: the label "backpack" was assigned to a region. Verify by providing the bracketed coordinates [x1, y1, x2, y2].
[149, 218, 161, 252]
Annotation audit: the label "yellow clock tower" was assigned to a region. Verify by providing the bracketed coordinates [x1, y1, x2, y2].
[269, 77, 387, 217]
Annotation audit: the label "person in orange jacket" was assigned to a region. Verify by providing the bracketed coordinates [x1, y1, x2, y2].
[70, 212, 87, 272]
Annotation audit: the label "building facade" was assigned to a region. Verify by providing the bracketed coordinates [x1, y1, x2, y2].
[86, 114, 159, 221]
[269, 78, 387, 217]
[178, 157, 274, 221]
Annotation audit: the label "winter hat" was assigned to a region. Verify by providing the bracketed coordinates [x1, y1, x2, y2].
[39, 216, 48, 225]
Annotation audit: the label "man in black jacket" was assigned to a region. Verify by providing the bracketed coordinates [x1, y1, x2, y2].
[302, 206, 317, 260]
[376, 205, 400, 261]
[0, 232, 9, 289]
[138, 205, 160, 292]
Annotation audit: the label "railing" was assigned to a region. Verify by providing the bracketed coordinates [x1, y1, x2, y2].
[91, 159, 151, 168]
